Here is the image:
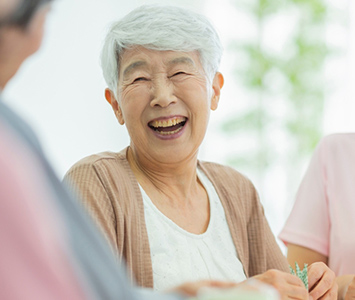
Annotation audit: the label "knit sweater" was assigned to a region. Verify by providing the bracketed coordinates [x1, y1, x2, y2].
[64, 147, 289, 288]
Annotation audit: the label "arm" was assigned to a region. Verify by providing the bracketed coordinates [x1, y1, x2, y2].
[287, 243, 328, 266]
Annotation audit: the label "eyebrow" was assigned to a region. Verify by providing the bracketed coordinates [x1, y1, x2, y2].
[122, 61, 147, 79]
[168, 57, 195, 67]
[122, 56, 196, 80]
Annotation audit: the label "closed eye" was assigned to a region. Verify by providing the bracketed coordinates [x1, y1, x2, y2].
[132, 77, 148, 83]
[174, 72, 186, 76]
[170, 72, 188, 78]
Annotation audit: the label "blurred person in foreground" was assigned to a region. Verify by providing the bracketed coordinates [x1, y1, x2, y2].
[0, 0, 241, 298]
[280, 133, 355, 300]
[64, 5, 336, 300]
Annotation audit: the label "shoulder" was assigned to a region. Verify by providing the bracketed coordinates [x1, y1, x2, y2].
[65, 148, 128, 176]
[199, 160, 254, 187]
[319, 132, 355, 150]
[198, 160, 257, 198]
[199, 161, 261, 225]
[315, 133, 355, 164]
[69, 149, 127, 168]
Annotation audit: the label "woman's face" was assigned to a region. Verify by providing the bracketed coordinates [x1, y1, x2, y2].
[108, 47, 223, 165]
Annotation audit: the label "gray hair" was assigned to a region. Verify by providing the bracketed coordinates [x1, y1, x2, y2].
[101, 4, 223, 96]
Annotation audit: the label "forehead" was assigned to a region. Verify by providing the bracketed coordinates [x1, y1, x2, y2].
[119, 47, 202, 74]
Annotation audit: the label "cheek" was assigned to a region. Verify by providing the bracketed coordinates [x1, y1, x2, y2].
[120, 86, 150, 119]
[175, 80, 210, 109]
[176, 76, 208, 95]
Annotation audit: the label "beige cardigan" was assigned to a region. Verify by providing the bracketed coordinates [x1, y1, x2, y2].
[64, 148, 289, 288]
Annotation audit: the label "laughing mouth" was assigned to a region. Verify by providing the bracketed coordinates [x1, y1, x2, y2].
[148, 117, 187, 135]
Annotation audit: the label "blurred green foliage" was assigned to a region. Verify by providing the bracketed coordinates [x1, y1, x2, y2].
[223, 0, 342, 177]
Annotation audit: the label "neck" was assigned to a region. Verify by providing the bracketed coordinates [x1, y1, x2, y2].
[127, 146, 201, 201]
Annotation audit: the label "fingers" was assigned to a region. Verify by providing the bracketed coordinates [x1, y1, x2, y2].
[308, 262, 336, 300]
[308, 262, 331, 290]
[317, 282, 337, 300]
[285, 272, 309, 287]
[254, 269, 309, 300]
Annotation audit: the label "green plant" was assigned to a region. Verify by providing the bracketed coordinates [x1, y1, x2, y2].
[290, 262, 308, 290]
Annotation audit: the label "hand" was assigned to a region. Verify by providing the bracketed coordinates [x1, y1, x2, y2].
[308, 262, 337, 300]
[168, 280, 238, 297]
[253, 269, 308, 300]
[345, 276, 355, 300]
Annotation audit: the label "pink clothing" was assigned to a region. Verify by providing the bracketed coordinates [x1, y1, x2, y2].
[0, 122, 86, 300]
[279, 133, 355, 276]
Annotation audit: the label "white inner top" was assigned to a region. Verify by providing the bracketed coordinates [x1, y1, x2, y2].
[139, 167, 247, 291]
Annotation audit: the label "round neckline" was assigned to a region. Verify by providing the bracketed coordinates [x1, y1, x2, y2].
[139, 168, 215, 239]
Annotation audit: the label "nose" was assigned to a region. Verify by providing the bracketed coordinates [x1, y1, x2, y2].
[150, 78, 177, 108]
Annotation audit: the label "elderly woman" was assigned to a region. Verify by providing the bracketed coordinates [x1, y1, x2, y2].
[64, 4, 336, 299]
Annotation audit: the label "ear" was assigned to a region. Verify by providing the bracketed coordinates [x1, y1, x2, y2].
[105, 88, 125, 125]
[210, 72, 224, 111]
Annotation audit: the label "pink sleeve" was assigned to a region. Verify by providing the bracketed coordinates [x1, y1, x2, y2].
[279, 139, 330, 257]
[0, 125, 86, 300]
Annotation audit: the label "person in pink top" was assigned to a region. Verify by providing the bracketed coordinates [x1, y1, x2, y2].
[280, 133, 355, 300]
[0, 120, 88, 300]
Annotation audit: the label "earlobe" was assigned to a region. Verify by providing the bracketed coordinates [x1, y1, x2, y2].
[210, 72, 224, 111]
[104, 88, 125, 125]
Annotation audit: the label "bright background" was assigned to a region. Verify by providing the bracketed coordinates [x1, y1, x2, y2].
[4, 0, 354, 251]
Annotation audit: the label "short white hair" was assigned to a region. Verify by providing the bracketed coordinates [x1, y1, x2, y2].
[101, 4, 223, 96]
